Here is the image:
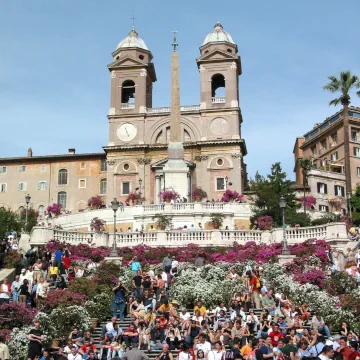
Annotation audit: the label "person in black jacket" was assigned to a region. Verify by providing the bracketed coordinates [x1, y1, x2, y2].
[150, 322, 165, 350]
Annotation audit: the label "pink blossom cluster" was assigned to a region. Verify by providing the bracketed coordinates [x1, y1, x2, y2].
[87, 195, 105, 209]
[257, 216, 273, 230]
[0, 302, 38, 329]
[293, 268, 326, 289]
[90, 217, 106, 232]
[302, 195, 317, 209]
[159, 189, 180, 202]
[46, 203, 62, 216]
[221, 189, 245, 203]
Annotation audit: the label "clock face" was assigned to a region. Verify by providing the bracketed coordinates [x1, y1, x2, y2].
[210, 117, 229, 136]
[117, 123, 137, 142]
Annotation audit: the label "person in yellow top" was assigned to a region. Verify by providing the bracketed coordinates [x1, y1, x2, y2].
[194, 300, 207, 316]
[240, 338, 254, 357]
[48, 262, 58, 278]
[158, 300, 172, 314]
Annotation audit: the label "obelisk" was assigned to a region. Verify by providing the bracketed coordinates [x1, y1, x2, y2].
[163, 31, 189, 200]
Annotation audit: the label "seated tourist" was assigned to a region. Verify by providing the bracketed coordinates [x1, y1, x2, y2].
[123, 323, 139, 349]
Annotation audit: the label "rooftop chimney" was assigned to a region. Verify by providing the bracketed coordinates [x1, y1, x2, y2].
[27, 148, 33, 157]
[68, 148, 76, 155]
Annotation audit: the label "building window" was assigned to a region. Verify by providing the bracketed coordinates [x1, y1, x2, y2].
[121, 80, 135, 104]
[319, 205, 329, 212]
[38, 205, 45, 216]
[123, 163, 130, 171]
[19, 165, 26, 172]
[357, 167, 360, 177]
[41, 164, 46, 172]
[351, 129, 358, 141]
[320, 140, 327, 151]
[354, 148, 360, 157]
[317, 182, 327, 194]
[58, 169, 68, 185]
[334, 185, 345, 197]
[330, 133, 338, 146]
[217, 158, 224, 166]
[57, 191, 67, 208]
[80, 162, 86, 169]
[122, 182, 130, 195]
[18, 206, 25, 215]
[18, 182, 26, 191]
[79, 179, 86, 188]
[0, 184, 6, 193]
[0, 167, 6, 174]
[211, 74, 226, 98]
[216, 177, 225, 191]
[38, 181, 47, 190]
[331, 152, 338, 161]
[311, 146, 317, 156]
[100, 179, 107, 195]
[101, 159, 107, 172]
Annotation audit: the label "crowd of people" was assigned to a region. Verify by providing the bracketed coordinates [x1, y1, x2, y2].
[1, 241, 360, 360]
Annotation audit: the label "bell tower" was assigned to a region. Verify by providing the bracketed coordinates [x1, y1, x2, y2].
[196, 22, 241, 110]
[108, 27, 157, 115]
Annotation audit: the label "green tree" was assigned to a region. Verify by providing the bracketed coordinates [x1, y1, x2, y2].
[0, 208, 22, 238]
[297, 158, 315, 214]
[324, 71, 360, 216]
[19, 208, 39, 233]
[250, 162, 308, 227]
[350, 185, 360, 225]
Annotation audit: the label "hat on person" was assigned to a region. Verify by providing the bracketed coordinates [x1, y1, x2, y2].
[171, 300, 179, 306]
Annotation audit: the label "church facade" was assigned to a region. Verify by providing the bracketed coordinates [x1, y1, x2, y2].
[0, 23, 248, 213]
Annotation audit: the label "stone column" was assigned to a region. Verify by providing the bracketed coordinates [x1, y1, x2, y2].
[155, 175, 161, 204]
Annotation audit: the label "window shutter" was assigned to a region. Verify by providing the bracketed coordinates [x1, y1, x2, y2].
[317, 183, 320, 193]
[324, 184, 328, 194]
[18, 183, 21, 191]
[45, 182, 48, 190]
[334, 185, 337, 196]
[341, 186, 345, 197]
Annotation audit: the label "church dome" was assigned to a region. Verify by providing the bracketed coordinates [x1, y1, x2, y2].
[202, 22, 235, 46]
[117, 28, 149, 51]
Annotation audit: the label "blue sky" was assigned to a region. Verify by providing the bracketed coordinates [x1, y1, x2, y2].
[1, 0, 359, 180]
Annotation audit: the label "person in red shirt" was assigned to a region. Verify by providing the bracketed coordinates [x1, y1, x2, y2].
[158, 313, 168, 329]
[123, 323, 139, 349]
[268, 324, 284, 346]
[248, 271, 261, 309]
[62, 250, 71, 270]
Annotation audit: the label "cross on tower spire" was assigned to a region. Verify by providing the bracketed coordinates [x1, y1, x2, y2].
[131, 15, 136, 29]
[172, 30, 178, 52]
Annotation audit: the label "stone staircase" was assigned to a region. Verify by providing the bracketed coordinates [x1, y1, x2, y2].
[90, 308, 314, 359]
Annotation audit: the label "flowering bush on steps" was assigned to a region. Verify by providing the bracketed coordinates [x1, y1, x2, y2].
[90, 217, 106, 232]
[85, 292, 112, 321]
[40, 291, 88, 314]
[302, 195, 317, 209]
[0, 302, 38, 329]
[221, 189, 245, 203]
[192, 187, 208, 202]
[256, 216, 273, 230]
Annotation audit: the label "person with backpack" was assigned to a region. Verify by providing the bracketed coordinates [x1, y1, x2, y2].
[248, 271, 261, 309]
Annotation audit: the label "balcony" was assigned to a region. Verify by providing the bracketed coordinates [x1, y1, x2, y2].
[351, 137, 360, 144]
[330, 141, 338, 147]
[212, 97, 226, 104]
[145, 105, 200, 114]
[120, 103, 135, 110]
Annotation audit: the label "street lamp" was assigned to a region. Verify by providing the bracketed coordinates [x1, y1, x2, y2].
[25, 194, 31, 231]
[279, 196, 290, 255]
[137, 178, 143, 205]
[110, 198, 120, 257]
[225, 176, 229, 189]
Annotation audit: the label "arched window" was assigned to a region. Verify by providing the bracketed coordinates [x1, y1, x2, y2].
[18, 206, 25, 216]
[58, 169, 68, 185]
[38, 205, 44, 217]
[155, 131, 163, 144]
[211, 74, 226, 98]
[100, 179, 107, 195]
[122, 80, 135, 104]
[184, 130, 191, 143]
[58, 192, 67, 208]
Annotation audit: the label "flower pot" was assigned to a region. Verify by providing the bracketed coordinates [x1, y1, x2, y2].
[51, 338, 61, 349]
[90, 318, 99, 328]
[165, 199, 171, 203]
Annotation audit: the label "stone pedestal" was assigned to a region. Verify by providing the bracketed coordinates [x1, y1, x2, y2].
[104, 256, 123, 265]
[277, 254, 296, 265]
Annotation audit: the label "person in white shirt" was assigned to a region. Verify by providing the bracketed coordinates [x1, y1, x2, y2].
[0, 279, 10, 305]
[215, 302, 227, 316]
[207, 341, 225, 360]
[171, 257, 179, 276]
[67, 346, 82, 360]
[192, 310, 203, 326]
[180, 308, 191, 331]
[246, 310, 259, 333]
[355, 250, 360, 268]
[36, 278, 49, 299]
[194, 334, 211, 355]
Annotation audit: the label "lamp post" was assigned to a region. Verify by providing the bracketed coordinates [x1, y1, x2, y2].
[110, 198, 120, 257]
[225, 176, 229, 189]
[25, 194, 31, 231]
[279, 196, 290, 255]
[138, 178, 143, 205]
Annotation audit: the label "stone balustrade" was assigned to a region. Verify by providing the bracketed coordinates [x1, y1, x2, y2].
[29, 222, 349, 249]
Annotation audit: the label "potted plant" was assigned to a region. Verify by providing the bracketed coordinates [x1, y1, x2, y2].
[256, 215, 273, 230]
[90, 217, 106, 233]
[192, 187, 207, 202]
[126, 192, 139, 205]
[46, 203, 62, 217]
[221, 189, 245, 203]
[159, 188, 180, 203]
[209, 213, 225, 229]
[154, 214, 172, 230]
[87, 195, 105, 210]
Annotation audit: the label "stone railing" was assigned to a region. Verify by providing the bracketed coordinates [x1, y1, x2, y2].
[212, 97, 226, 104]
[120, 103, 135, 109]
[30, 222, 349, 249]
[146, 105, 200, 114]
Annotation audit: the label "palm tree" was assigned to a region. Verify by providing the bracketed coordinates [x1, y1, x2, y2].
[324, 71, 360, 216]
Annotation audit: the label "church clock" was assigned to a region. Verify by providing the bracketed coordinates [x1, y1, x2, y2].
[117, 123, 137, 142]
